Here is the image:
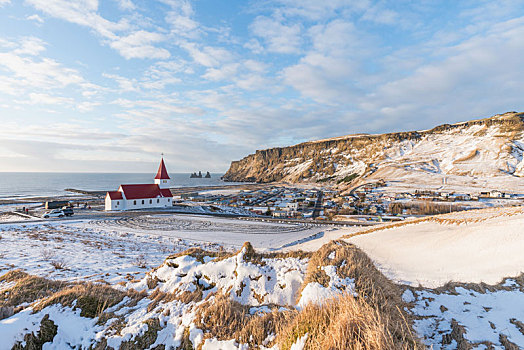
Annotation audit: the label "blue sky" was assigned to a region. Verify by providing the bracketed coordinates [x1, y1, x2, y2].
[1, 0, 524, 172]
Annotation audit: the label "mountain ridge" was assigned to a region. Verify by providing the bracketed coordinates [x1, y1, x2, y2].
[223, 112, 524, 185]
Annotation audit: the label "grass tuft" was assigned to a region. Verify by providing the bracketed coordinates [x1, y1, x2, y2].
[280, 241, 422, 349]
[194, 292, 292, 347]
[0, 269, 145, 319]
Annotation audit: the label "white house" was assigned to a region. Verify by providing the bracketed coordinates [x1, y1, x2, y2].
[285, 202, 298, 212]
[105, 158, 174, 211]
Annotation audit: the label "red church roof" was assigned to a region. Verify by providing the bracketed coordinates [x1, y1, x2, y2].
[107, 191, 123, 200]
[118, 184, 171, 200]
[154, 158, 170, 180]
[160, 188, 172, 197]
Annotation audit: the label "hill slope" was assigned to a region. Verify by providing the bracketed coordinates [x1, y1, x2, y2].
[223, 112, 524, 188]
[345, 206, 524, 287]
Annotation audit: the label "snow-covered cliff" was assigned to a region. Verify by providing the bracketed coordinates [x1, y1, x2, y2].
[223, 112, 524, 184]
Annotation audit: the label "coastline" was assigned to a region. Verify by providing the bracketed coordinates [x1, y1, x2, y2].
[0, 182, 263, 212]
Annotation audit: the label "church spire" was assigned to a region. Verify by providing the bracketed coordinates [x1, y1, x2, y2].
[154, 157, 170, 180]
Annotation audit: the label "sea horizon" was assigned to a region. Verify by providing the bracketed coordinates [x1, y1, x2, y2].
[0, 172, 238, 200]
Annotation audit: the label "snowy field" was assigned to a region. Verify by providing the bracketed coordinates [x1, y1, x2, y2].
[2, 207, 524, 348]
[0, 236, 354, 349]
[0, 214, 325, 284]
[346, 206, 524, 287]
[345, 206, 524, 348]
[0, 213, 25, 223]
[405, 278, 524, 349]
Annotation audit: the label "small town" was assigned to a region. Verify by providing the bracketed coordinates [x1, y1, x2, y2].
[176, 182, 523, 223]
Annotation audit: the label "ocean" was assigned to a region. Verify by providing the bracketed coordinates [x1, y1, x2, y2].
[0, 172, 237, 200]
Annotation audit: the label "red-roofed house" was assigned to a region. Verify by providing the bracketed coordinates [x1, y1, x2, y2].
[105, 158, 174, 211]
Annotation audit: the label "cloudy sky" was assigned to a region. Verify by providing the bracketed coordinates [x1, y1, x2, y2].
[1, 0, 524, 172]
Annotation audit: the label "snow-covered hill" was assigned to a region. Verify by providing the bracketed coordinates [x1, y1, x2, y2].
[223, 112, 524, 190]
[342, 206, 524, 348]
[345, 206, 524, 287]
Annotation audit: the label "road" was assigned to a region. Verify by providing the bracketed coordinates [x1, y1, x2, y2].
[251, 189, 284, 205]
[312, 190, 324, 219]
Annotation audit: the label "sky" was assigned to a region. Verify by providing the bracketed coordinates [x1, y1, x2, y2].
[1, 0, 524, 173]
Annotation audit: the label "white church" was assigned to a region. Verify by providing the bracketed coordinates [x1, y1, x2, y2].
[105, 158, 174, 211]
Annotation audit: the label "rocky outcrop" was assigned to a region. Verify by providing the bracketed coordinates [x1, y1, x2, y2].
[223, 112, 524, 183]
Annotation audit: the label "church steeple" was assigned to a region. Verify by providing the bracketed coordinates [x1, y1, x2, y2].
[154, 156, 173, 189]
[154, 157, 170, 180]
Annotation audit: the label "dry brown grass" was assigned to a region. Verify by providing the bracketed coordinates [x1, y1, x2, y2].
[190, 241, 420, 349]
[0, 269, 145, 319]
[165, 247, 233, 264]
[165, 242, 310, 267]
[179, 327, 194, 350]
[279, 241, 421, 350]
[390, 201, 465, 215]
[0, 270, 66, 310]
[2, 239, 424, 348]
[194, 292, 293, 348]
[277, 294, 412, 350]
[33, 283, 142, 318]
[146, 286, 205, 313]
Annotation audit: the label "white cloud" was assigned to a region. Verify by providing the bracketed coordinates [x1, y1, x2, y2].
[243, 39, 264, 54]
[0, 0, 10, 6]
[259, 0, 363, 21]
[357, 16, 524, 130]
[26, 0, 128, 40]
[141, 61, 184, 89]
[103, 73, 139, 92]
[24, 92, 73, 105]
[111, 98, 205, 116]
[109, 30, 170, 59]
[26, 0, 170, 60]
[202, 63, 239, 81]
[0, 52, 84, 89]
[117, 0, 135, 10]
[77, 101, 101, 112]
[13, 37, 46, 55]
[5, 0, 524, 173]
[361, 4, 399, 25]
[26, 14, 44, 23]
[164, 0, 200, 39]
[250, 15, 302, 54]
[180, 42, 233, 67]
[282, 20, 366, 104]
[235, 74, 272, 91]
[243, 60, 268, 73]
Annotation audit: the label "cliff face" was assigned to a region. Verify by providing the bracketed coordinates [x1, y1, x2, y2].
[223, 112, 524, 183]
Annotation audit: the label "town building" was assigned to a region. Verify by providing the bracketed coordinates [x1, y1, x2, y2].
[105, 158, 174, 211]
